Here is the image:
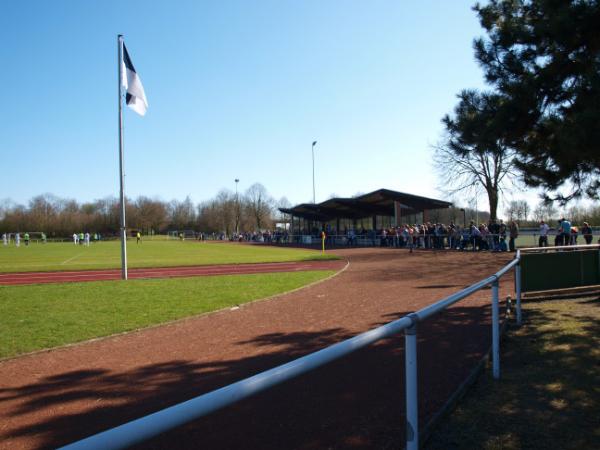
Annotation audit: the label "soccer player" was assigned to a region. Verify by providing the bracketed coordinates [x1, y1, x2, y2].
[15, 232, 20, 247]
[24, 232, 30, 246]
[136, 231, 141, 244]
[2, 233, 7, 246]
[84, 232, 90, 246]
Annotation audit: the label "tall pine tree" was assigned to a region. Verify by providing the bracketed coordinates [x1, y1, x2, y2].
[473, 0, 600, 202]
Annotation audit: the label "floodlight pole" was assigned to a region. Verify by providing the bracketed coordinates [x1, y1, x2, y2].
[118, 34, 128, 280]
[235, 178, 240, 235]
[312, 141, 317, 203]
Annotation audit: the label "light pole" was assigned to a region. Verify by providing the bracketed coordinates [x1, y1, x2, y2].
[312, 141, 317, 204]
[235, 178, 240, 235]
[460, 208, 466, 228]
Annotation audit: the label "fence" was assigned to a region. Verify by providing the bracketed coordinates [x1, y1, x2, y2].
[274, 232, 519, 251]
[60, 253, 523, 450]
[518, 244, 600, 292]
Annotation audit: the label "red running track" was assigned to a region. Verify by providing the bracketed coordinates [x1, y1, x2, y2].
[0, 260, 347, 286]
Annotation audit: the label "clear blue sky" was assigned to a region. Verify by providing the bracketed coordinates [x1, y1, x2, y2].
[2, 0, 525, 210]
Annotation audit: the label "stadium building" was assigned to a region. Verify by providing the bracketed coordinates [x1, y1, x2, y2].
[279, 188, 452, 237]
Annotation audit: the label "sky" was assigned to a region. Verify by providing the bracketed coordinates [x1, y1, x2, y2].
[0, 1, 547, 212]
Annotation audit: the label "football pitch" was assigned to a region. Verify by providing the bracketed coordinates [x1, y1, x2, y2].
[0, 239, 337, 273]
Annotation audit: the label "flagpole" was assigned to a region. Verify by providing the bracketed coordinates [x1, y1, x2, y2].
[118, 34, 128, 280]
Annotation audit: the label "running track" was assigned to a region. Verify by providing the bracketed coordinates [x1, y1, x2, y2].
[0, 260, 347, 286]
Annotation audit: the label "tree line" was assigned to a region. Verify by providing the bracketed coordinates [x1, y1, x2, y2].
[505, 199, 600, 228]
[0, 183, 291, 237]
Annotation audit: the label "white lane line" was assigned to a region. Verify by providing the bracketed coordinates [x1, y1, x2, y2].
[60, 253, 84, 266]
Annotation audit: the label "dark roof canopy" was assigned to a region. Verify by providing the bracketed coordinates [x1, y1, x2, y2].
[279, 188, 452, 221]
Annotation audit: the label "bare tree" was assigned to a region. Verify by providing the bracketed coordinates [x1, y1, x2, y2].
[169, 196, 196, 230]
[245, 183, 273, 231]
[28, 194, 59, 232]
[505, 200, 530, 223]
[275, 196, 291, 224]
[434, 141, 519, 221]
[135, 196, 168, 234]
[532, 201, 557, 223]
[215, 190, 235, 235]
[434, 90, 522, 220]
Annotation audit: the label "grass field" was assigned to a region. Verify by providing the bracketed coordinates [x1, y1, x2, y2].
[0, 240, 337, 273]
[0, 270, 334, 359]
[425, 295, 600, 450]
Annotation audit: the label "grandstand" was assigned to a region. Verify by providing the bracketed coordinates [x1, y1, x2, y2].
[279, 188, 452, 235]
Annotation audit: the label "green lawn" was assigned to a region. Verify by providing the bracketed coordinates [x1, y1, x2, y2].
[425, 295, 600, 450]
[0, 240, 337, 273]
[0, 270, 334, 359]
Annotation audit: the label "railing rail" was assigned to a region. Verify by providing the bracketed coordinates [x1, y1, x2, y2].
[519, 243, 600, 252]
[60, 255, 523, 450]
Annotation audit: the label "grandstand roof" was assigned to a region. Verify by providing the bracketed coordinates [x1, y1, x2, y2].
[279, 188, 452, 221]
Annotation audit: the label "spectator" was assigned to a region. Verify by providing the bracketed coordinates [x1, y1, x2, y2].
[509, 221, 519, 252]
[539, 220, 549, 247]
[570, 226, 578, 245]
[489, 219, 500, 247]
[582, 222, 593, 245]
[499, 237, 508, 252]
[470, 221, 482, 251]
[499, 220, 507, 241]
[559, 218, 571, 246]
[346, 228, 356, 247]
[555, 221, 564, 246]
[479, 224, 489, 250]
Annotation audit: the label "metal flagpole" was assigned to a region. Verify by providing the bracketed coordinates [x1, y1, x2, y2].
[118, 34, 128, 280]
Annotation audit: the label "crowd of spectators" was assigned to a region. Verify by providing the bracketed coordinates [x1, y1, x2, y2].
[202, 217, 595, 252]
[329, 220, 519, 252]
[281, 217, 595, 252]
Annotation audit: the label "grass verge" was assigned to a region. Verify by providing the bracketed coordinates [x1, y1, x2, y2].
[425, 295, 600, 450]
[0, 270, 334, 359]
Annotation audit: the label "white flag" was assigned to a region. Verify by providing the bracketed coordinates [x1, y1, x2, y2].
[121, 43, 148, 116]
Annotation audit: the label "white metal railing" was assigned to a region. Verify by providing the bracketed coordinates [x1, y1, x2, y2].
[59, 256, 522, 450]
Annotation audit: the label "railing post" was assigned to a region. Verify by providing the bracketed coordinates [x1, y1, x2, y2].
[491, 279, 500, 379]
[405, 313, 419, 450]
[515, 263, 522, 326]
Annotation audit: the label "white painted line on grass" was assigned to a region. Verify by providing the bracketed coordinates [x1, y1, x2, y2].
[60, 253, 84, 266]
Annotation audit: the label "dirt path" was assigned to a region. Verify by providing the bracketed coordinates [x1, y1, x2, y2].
[0, 248, 514, 449]
[0, 260, 346, 286]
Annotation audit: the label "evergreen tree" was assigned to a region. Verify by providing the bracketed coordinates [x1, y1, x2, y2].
[473, 0, 600, 202]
